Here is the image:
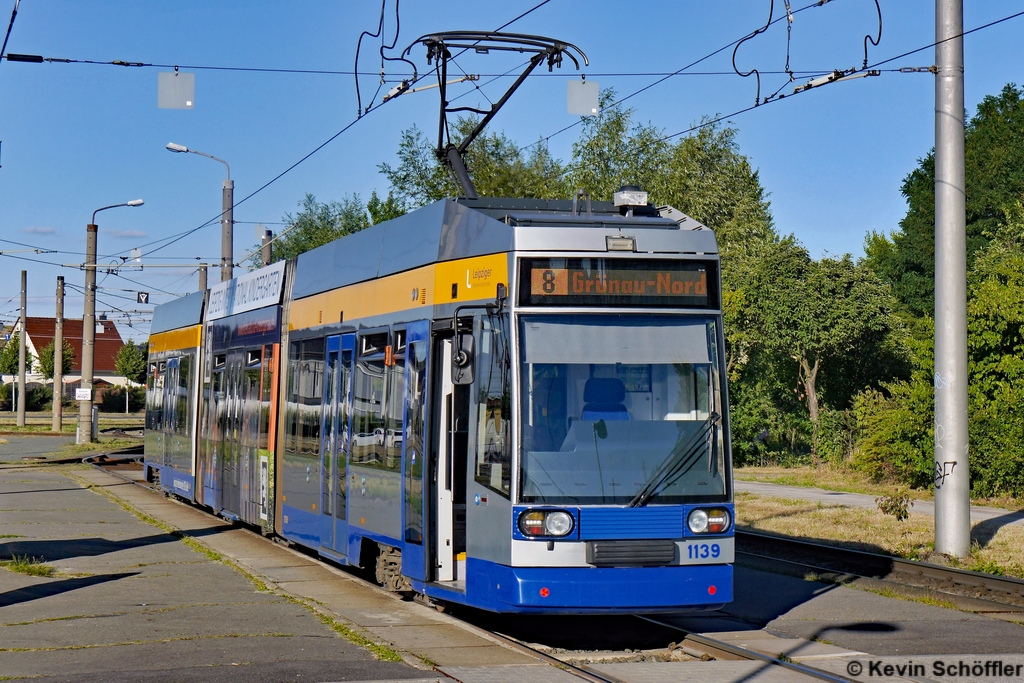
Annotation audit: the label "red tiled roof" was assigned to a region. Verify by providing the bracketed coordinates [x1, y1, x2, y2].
[24, 317, 125, 374]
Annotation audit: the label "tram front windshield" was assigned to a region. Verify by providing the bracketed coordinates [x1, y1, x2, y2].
[519, 315, 726, 505]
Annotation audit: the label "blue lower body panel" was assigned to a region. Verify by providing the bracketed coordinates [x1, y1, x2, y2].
[425, 558, 732, 614]
[149, 463, 195, 502]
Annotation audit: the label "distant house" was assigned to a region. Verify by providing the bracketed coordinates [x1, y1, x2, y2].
[1, 316, 129, 398]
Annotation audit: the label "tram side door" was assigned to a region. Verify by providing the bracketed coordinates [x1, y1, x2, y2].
[433, 339, 455, 581]
[320, 335, 353, 556]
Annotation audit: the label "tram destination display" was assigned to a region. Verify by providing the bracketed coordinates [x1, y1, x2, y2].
[519, 258, 718, 308]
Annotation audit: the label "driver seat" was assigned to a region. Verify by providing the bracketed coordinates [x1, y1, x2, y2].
[581, 378, 629, 421]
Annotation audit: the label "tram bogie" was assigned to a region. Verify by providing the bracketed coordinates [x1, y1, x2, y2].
[145, 193, 735, 613]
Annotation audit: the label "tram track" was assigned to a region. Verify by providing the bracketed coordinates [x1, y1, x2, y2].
[82, 456, 864, 682]
[89, 456, 1019, 682]
[736, 529, 1024, 614]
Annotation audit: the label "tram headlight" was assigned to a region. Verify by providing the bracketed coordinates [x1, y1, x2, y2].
[544, 511, 574, 536]
[518, 509, 575, 538]
[687, 509, 709, 534]
[687, 508, 731, 534]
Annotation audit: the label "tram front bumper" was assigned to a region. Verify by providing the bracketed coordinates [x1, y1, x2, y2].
[467, 559, 732, 613]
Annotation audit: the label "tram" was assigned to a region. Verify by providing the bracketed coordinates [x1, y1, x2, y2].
[145, 190, 735, 613]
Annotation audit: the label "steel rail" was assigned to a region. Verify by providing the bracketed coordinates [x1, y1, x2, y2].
[736, 529, 1024, 608]
[636, 615, 859, 683]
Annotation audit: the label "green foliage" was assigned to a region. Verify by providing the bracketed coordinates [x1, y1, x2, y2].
[732, 239, 908, 460]
[366, 189, 406, 224]
[0, 332, 35, 375]
[114, 340, 147, 385]
[249, 193, 372, 268]
[853, 205, 1024, 496]
[852, 380, 934, 487]
[36, 339, 75, 380]
[875, 490, 914, 521]
[0, 383, 55, 412]
[99, 385, 146, 413]
[866, 84, 1024, 316]
[379, 120, 568, 205]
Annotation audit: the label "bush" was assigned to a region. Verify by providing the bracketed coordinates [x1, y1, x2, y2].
[969, 384, 1024, 497]
[851, 381, 933, 488]
[0, 384, 53, 412]
[99, 385, 146, 413]
[816, 407, 856, 464]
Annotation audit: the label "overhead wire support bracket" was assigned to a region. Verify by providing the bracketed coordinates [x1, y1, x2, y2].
[401, 31, 587, 199]
[793, 67, 880, 93]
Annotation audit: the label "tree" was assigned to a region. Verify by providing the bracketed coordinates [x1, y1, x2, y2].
[366, 189, 406, 225]
[36, 339, 75, 380]
[0, 332, 34, 375]
[866, 84, 1024, 316]
[249, 193, 371, 268]
[115, 340, 147, 385]
[380, 120, 568, 206]
[744, 241, 906, 464]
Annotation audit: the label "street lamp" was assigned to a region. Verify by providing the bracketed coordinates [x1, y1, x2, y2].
[166, 142, 234, 282]
[78, 199, 144, 444]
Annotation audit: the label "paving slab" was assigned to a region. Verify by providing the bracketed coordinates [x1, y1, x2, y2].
[0, 434, 74, 462]
[0, 465, 433, 682]
[66, 465, 543, 669]
[436, 664, 580, 682]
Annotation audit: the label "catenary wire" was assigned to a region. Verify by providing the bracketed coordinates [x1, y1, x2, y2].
[523, 0, 831, 151]
[129, 0, 555, 262]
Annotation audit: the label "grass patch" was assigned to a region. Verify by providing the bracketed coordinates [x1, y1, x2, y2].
[57, 438, 140, 456]
[314, 611, 404, 662]
[0, 554, 56, 577]
[735, 491, 1024, 579]
[0, 534, 25, 539]
[868, 586, 960, 610]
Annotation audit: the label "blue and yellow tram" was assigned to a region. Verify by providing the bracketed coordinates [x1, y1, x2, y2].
[145, 192, 735, 613]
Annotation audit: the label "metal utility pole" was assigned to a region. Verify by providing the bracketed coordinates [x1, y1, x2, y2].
[222, 177, 234, 282]
[198, 265, 208, 292]
[79, 200, 143, 444]
[17, 270, 26, 427]
[165, 143, 233, 282]
[260, 227, 273, 267]
[78, 223, 98, 443]
[53, 276, 64, 433]
[934, 0, 970, 558]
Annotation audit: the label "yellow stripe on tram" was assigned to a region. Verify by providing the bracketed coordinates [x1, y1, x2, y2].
[149, 324, 202, 354]
[288, 253, 508, 331]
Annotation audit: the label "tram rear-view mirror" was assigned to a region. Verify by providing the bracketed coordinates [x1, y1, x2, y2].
[452, 334, 474, 385]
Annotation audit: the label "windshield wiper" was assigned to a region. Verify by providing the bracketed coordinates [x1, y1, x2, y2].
[627, 413, 718, 508]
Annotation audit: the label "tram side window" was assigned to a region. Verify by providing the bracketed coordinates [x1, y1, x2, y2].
[259, 346, 274, 451]
[284, 339, 324, 458]
[175, 354, 191, 437]
[242, 351, 262, 449]
[404, 339, 426, 543]
[385, 347, 405, 472]
[474, 315, 511, 497]
[146, 362, 162, 431]
[149, 362, 167, 433]
[351, 332, 392, 469]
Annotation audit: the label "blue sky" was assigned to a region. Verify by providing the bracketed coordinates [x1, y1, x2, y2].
[1, 1, 1023, 340]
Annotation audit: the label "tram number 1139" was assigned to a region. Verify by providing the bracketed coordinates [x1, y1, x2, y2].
[685, 542, 721, 560]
